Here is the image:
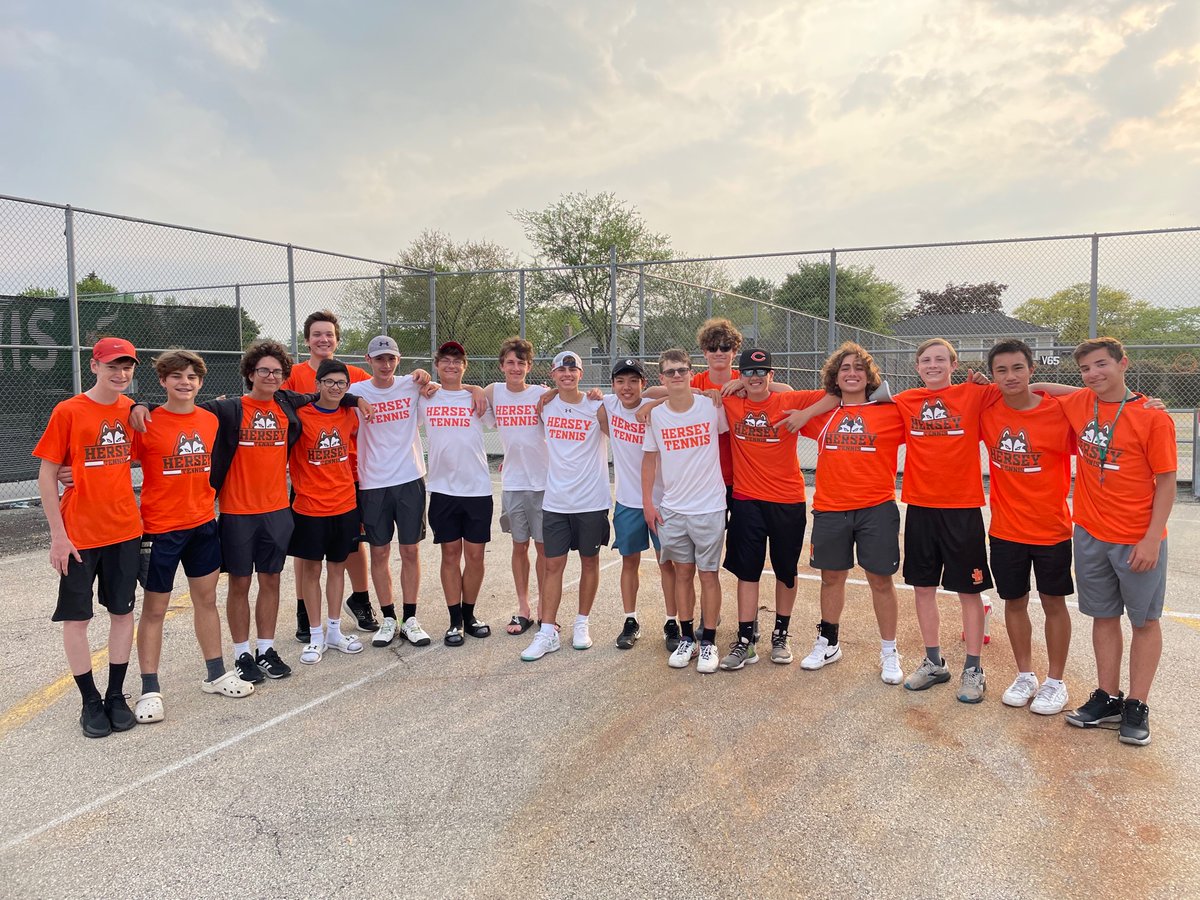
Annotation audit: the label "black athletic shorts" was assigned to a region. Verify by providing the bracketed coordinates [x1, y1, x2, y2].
[219, 508, 294, 577]
[358, 480, 427, 546]
[52, 536, 140, 622]
[429, 492, 493, 545]
[139, 519, 222, 593]
[289, 509, 361, 563]
[543, 510, 610, 558]
[902, 505, 993, 594]
[989, 535, 1073, 601]
[810, 501, 900, 575]
[723, 497, 806, 588]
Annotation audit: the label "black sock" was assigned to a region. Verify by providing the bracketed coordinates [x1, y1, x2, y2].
[448, 603, 464, 629]
[701, 627, 716, 644]
[141, 673, 160, 694]
[819, 620, 839, 646]
[926, 646, 943, 665]
[463, 602, 476, 626]
[204, 657, 225, 682]
[402, 603, 417, 622]
[381, 603, 397, 621]
[348, 590, 369, 605]
[106, 662, 128, 698]
[297, 599, 306, 617]
[775, 614, 790, 634]
[680, 619, 695, 640]
[738, 621, 755, 643]
[965, 654, 982, 671]
[74, 671, 101, 704]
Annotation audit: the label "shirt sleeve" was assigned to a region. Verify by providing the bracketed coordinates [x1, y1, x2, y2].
[1145, 411, 1178, 474]
[31, 405, 70, 464]
[642, 413, 660, 452]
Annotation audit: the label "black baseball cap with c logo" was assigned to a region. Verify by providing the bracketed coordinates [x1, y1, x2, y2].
[737, 348, 773, 371]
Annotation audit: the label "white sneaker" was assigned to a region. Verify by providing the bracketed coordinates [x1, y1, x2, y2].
[400, 616, 432, 647]
[1029, 679, 1069, 715]
[668, 638, 698, 669]
[696, 642, 719, 674]
[572, 619, 593, 650]
[880, 650, 904, 685]
[521, 629, 561, 661]
[1002, 673, 1041, 707]
[372, 617, 397, 648]
[800, 634, 842, 670]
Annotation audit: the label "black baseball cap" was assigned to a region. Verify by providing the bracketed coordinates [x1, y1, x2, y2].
[610, 357, 647, 380]
[738, 347, 772, 371]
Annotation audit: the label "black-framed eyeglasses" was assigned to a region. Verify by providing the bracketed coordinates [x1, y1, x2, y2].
[661, 366, 692, 378]
[706, 343, 734, 353]
[319, 378, 349, 389]
[742, 368, 771, 378]
[254, 367, 284, 379]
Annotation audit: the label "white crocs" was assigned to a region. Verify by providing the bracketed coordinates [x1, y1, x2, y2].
[135, 692, 165, 723]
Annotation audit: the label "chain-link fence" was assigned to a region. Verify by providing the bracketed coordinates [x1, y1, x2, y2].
[2, 192, 1197, 501]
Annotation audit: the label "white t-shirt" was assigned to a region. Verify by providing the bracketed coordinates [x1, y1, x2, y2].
[542, 394, 610, 514]
[603, 395, 659, 509]
[643, 395, 728, 516]
[486, 383, 549, 491]
[419, 389, 491, 497]
[353, 378, 425, 489]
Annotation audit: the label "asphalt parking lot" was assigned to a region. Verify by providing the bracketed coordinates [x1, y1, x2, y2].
[1, 490, 1198, 899]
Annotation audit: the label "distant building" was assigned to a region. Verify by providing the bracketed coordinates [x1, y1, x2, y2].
[550, 325, 641, 387]
[891, 313, 1059, 364]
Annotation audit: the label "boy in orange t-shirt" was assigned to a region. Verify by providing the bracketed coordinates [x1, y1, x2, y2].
[1059, 338, 1176, 746]
[690, 318, 743, 507]
[33, 337, 142, 738]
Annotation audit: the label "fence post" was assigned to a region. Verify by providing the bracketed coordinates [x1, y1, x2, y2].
[827, 249, 838, 353]
[287, 244, 298, 357]
[428, 274, 437, 361]
[1194, 409, 1199, 499]
[378, 269, 387, 333]
[785, 310, 792, 381]
[518, 269, 526, 339]
[609, 245, 619, 364]
[706, 289, 713, 320]
[1089, 234, 1099, 340]
[637, 264, 645, 359]
[64, 205, 82, 394]
[235, 284, 243, 348]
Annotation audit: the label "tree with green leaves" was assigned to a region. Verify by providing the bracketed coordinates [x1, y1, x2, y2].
[1013, 283, 1200, 347]
[906, 281, 1007, 318]
[513, 191, 672, 354]
[775, 262, 906, 333]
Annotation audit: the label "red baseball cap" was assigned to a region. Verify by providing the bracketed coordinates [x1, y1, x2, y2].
[436, 341, 466, 357]
[92, 337, 138, 363]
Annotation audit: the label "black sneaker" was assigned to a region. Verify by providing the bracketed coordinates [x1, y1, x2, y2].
[1065, 688, 1124, 728]
[663, 619, 681, 653]
[104, 694, 137, 732]
[345, 594, 380, 632]
[295, 603, 310, 644]
[1119, 699, 1151, 746]
[80, 699, 112, 739]
[235, 651, 266, 684]
[616, 617, 640, 650]
[256, 647, 292, 680]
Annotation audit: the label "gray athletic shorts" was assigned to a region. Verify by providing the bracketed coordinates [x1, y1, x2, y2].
[1073, 525, 1167, 627]
[358, 479, 427, 547]
[500, 490, 544, 544]
[657, 508, 725, 571]
[543, 509, 609, 558]
[810, 501, 900, 575]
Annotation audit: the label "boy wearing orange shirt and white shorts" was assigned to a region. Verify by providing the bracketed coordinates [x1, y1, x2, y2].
[35, 337, 143, 738]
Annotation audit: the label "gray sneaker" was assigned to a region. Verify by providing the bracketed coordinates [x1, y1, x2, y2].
[719, 638, 758, 671]
[903, 656, 951, 691]
[957, 666, 987, 704]
[770, 629, 793, 665]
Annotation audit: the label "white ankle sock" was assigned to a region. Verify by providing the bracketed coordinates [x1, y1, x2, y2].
[233, 641, 250, 658]
[257, 638, 274, 654]
[309, 626, 324, 644]
[574, 614, 588, 626]
[881, 639, 897, 654]
[539, 622, 556, 637]
[1045, 677, 1064, 688]
[327, 618, 342, 642]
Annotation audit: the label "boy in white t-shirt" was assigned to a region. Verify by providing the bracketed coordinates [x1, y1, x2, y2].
[520, 351, 612, 661]
[642, 349, 729, 674]
[482, 337, 550, 636]
[419, 341, 493, 646]
[602, 357, 678, 651]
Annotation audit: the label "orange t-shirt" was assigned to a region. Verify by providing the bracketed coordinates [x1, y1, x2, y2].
[219, 397, 290, 515]
[32, 393, 141, 550]
[281, 360, 370, 392]
[1058, 390, 1177, 544]
[802, 402, 905, 512]
[289, 405, 358, 516]
[722, 390, 824, 504]
[979, 394, 1073, 545]
[692, 368, 738, 485]
[133, 407, 219, 534]
[894, 381, 999, 508]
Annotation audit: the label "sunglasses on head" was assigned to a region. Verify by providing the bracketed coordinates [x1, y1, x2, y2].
[742, 367, 771, 378]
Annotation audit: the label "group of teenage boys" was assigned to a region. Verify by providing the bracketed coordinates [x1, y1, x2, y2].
[37, 312, 1175, 747]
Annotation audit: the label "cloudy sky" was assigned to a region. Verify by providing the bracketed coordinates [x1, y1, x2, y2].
[2, 0, 1197, 264]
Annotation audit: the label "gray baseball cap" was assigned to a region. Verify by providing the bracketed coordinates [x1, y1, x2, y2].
[367, 335, 400, 358]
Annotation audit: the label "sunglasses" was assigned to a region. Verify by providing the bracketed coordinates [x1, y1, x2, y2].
[660, 366, 692, 378]
[742, 368, 771, 378]
[706, 343, 734, 353]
